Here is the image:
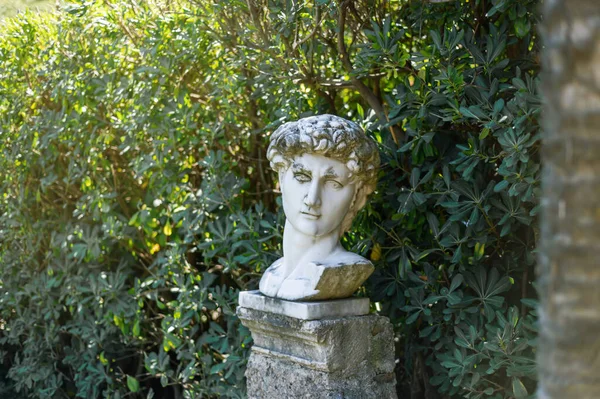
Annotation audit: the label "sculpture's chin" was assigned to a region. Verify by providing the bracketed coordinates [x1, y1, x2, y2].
[290, 219, 318, 237]
[289, 218, 341, 239]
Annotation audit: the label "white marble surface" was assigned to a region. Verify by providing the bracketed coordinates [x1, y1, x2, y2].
[239, 290, 370, 320]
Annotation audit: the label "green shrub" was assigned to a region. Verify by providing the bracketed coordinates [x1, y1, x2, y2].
[0, 1, 540, 398]
[0, 3, 276, 398]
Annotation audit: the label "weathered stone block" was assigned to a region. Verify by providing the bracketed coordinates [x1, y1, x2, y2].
[237, 298, 398, 399]
[239, 290, 370, 320]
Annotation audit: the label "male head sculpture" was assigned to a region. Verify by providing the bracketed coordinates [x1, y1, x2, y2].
[259, 114, 380, 301]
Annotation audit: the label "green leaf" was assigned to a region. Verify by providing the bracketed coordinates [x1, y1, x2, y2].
[468, 207, 479, 225]
[399, 140, 414, 152]
[493, 98, 505, 114]
[426, 212, 440, 236]
[406, 311, 421, 324]
[515, 18, 531, 38]
[210, 362, 227, 375]
[357, 103, 364, 118]
[430, 29, 442, 52]
[459, 106, 479, 120]
[410, 167, 421, 187]
[479, 127, 490, 140]
[443, 165, 451, 187]
[494, 180, 509, 192]
[422, 132, 435, 143]
[127, 376, 140, 393]
[474, 242, 485, 260]
[449, 274, 463, 292]
[512, 77, 527, 90]
[133, 319, 141, 337]
[512, 377, 528, 398]
[521, 298, 539, 308]
[415, 248, 438, 261]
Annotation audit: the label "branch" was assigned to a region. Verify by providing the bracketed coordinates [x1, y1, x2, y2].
[293, 5, 322, 50]
[246, 0, 270, 47]
[336, 1, 402, 144]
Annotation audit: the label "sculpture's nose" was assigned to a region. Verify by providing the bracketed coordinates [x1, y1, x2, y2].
[304, 180, 322, 209]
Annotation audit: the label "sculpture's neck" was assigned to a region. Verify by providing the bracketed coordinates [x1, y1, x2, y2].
[282, 220, 341, 277]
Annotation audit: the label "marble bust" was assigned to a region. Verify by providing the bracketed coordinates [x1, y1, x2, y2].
[259, 114, 380, 301]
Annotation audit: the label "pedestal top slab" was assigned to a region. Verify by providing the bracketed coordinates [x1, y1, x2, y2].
[238, 290, 369, 320]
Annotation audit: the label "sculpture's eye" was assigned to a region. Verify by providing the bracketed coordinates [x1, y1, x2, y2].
[327, 180, 343, 189]
[293, 173, 311, 183]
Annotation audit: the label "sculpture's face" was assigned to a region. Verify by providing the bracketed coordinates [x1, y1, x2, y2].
[280, 153, 357, 237]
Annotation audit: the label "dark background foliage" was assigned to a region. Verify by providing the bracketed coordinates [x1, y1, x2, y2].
[0, 0, 540, 398]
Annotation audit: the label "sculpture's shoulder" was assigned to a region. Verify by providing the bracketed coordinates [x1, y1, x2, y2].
[258, 252, 374, 302]
[264, 257, 284, 272]
[258, 258, 284, 298]
[303, 251, 373, 300]
[320, 250, 373, 268]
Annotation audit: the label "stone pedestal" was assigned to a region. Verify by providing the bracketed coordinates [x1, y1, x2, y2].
[237, 291, 398, 399]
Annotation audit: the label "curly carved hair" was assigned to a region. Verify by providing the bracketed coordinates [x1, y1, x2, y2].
[266, 114, 380, 232]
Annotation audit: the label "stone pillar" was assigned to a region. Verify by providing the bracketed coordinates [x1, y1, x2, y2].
[237, 291, 398, 399]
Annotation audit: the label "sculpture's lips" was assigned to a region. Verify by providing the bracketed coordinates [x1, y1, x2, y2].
[301, 212, 321, 219]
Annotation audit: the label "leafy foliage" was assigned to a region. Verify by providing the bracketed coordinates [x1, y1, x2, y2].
[0, 0, 540, 398]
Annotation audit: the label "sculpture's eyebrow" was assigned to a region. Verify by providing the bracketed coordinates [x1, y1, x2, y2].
[291, 162, 311, 175]
[323, 167, 340, 179]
